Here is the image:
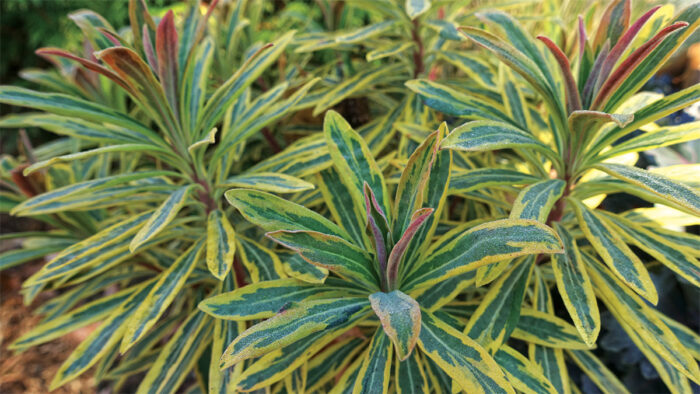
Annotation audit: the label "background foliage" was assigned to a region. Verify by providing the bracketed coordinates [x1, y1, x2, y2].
[0, 0, 699, 393]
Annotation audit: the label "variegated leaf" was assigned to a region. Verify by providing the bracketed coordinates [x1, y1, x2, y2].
[594, 163, 700, 216]
[198, 278, 351, 321]
[404, 219, 562, 290]
[552, 224, 600, 347]
[206, 210, 236, 280]
[121, 239, 204, 352]
[324, 110, 391, 222]
[220, 297, 371, 368]
[352, 329, 393, 394]
[130, 184, 195, 252]
[569, 197, 657, 303]
[465, 257, 533, 353]
[225, 189, 350, 240]
[370, 290, 421, 361]
[418, 310, 514, 394]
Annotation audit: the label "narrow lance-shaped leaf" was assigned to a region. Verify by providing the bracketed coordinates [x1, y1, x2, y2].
[495, 345, 557, 394]
[566, 350, 629, 394]
[128, 0, 156, 58]
[393, 129, 439, 238]
[464, 257, 534, 353]
[96, 46, 182, 144]
[386, 208, 433, 290]
[156, 10, 179, 119]
[369, 290, 421, 361]
[225, 189, 350, 240]
[130, 184, 195, 252]
[266, 230, 379, 291]
[35, 48, 133, 94]
[233, 310, 367, 392]
[364, 183, 390, 278]
[324, 110, 391, 222]
[25, 212, 152, 285]
[527, 272, 570, 394]
[568, 197, 657, 303]
[405, 79, 509, 121]
[450, 168, 540, 195]
[180, 37, 213, 135]
[0, 86, 156, 139]
[591, 0, 631, 51]
[536, 36, 581, 113]
[197, 31, 293, 135]
[403, 219, 562, 291]
[206, 210, 236, 280]
[396, 350, 428, 394]
[50, 279, 157, 389]
[11, 287, 134, 351]
[584, 253, 700, 381]
[442, 120, 560, 165]
[220, 173, 314, 194]
[603, 213, 700, 288]
[136, 309, 212, 394]
[594, 6, 662, 95]
[317, 167, 367, 247]
[306, 337, 366, 392]
[591, 21, 689, 110]
[219, 297, 370, 368]
[402, 125, 452, 276]
[10, 171, 175, 216]
[552, 224, 600, 347]
[594, 163, 700, 216]
[605, 4, 700, 112]
[198, 278, 352, 321]
[352, 329, 393, 394]
[121, 239, 205, 352]
[418, 310, 514, 394]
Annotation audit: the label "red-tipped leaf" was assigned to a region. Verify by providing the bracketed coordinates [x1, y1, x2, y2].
[386, 208, 433, 290]
[592, 21, 689, 110]
[537, 35, 582, 114]
[156, 10, 179, 117]
[35, 48, 133, 94]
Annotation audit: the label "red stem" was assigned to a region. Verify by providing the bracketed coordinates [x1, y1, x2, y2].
[411, 19, 424, 78]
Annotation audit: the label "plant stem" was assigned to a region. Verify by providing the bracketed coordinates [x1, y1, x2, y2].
[411, 19, 424, 78]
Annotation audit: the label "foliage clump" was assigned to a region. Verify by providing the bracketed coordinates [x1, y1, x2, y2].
[0, 0, 699, 393]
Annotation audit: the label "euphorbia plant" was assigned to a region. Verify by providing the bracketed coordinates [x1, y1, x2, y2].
[200, 111, 564, 392]
[0, 0, 319, 391]
[410, 1, 700, 392]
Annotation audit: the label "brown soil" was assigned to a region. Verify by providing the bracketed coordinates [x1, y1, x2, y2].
[0, 262, 97, 393]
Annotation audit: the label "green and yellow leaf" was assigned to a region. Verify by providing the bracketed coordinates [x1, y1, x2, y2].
[369, 290, 421, 361]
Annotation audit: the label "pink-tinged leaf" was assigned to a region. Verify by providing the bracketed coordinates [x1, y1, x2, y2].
[97, 28, 123, 46]
[156, 10, 179, 117]
[594, 6, 661, 95]
[35, 48, 133, 94]
[386, 208, 433, 290]
[195, 0, 220, 43]
[142, 25, 158, 72]
[591, 21, 689, 110]
[129, 0, 156, 57]
[96, 47, 180, 137]
[581, 41, 610, 109]
[364, 182, 390, 281]
[537, 36, 582, 114]
[592, 0, 631, 52]
[578, 16, 587, 58]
